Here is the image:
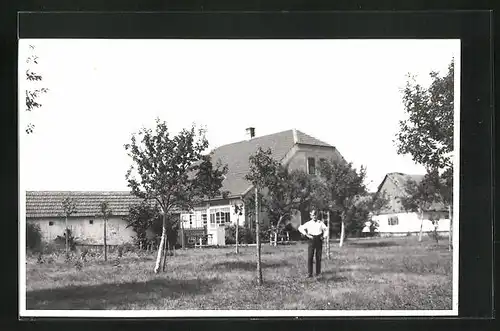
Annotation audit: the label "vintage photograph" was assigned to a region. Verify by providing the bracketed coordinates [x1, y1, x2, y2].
[19, 39, 459, 317]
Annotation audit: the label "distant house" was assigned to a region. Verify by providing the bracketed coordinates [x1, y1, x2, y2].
[179, 128, 345, 231]
[371, 172, 450, 236]
[25, 191, 142, 245]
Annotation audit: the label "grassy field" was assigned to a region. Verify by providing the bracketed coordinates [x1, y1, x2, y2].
[25, 236, 453, 310]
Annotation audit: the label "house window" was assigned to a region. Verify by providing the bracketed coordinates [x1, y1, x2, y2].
[210, 207, 231, 226]
[49, 221, 54, 226]
[388, 216, 399, 226]
[89, 219, 94, 225]
[307, 157, 316, 175]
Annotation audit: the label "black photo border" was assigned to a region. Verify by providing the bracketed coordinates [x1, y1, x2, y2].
[1, 6, 495, 331]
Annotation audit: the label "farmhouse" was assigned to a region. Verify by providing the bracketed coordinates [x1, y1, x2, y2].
[25, 128, 345, 247]
[25, 191, 141, 245]
[371, 172, 450, 236]
[179, 128, 345, 231]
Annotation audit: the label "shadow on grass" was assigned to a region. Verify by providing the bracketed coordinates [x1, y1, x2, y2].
[211, 260, 290, 271]
[317, 270, 350, 282]
[347, 241, 400, 248]
[26, 277, 221, 310]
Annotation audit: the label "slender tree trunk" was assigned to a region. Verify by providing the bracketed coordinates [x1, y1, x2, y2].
[162, 237, 168, 272]
[103, 217, 107, 261]
[339, 221, 345, 247]
[255, 188, 263, 285]
[181, 217, 185, 249]
[327, 211, 331, 259]
[235, 215, 239, 254]
[154, 212, 167, 273]
[274, 216, 284, 247]
[65, 215, 69, 255]
[418, 209, 424, 242]
[448, 205, 453, 251]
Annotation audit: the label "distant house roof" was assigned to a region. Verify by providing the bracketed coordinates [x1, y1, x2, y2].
[387, 172, 425, 193]
[377, 172, 446, 212]
[25, 191, 143, 218]
[210, 129, 336, 197]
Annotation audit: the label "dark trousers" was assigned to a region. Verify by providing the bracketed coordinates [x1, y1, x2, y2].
[307, 235, 323, 276]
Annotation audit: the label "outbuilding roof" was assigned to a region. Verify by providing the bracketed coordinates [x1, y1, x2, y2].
[25, 191, 143, 218]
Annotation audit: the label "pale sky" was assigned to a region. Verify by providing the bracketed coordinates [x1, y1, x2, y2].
[19, 39, 459, 193]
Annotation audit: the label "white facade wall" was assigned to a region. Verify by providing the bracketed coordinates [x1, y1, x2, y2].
[28, 216, 136, 245]
[372, 212, 450, 235]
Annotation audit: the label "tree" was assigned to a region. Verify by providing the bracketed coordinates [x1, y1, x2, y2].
[400, 172, 442, 242]
[396, 60, 454, 171]
[395, 59, 454, 248]
[245, 147, 280, 285]
[317, 159, 368, 247]
[125, 118, 228, 273]
[61, 197, 77, 256]
[26, 223, 42, 252]
[245, 148, 315, 247]
[25, 45, 49, 134]
[99, 201, 113, 261]
[123, 201, 162, 250]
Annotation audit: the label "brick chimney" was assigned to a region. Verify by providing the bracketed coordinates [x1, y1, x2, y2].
[246, 127, 255, 139]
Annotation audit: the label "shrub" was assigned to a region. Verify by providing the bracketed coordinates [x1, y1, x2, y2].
[54, 228, 77, 251]
[26, 222, 42, 252]
[283, 223, 302, 241]
[224, 224, 272, 244]
[225, 225, 247, 244]
[80, 247, 89, 261]
[74, 260, 83, 271]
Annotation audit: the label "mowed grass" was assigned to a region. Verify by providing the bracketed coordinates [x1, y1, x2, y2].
[25, 236, 453, 310]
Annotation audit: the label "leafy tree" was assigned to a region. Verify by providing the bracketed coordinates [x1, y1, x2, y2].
[26, 222, 42, 252]
[125, 118, 228, 273]
[342, 192, 389, 238]
[396, 60, 454, 171]
[245, 147, 279, 285]
[61, 197, 77, 255]
[245, 148, 315, 246]
[317, 159, 368, 247]
[395, 59, 454, 248]
[400, 172, 442, 242]
[124, 201, 162, 250]
[25, 45, 49, 134]
[99, 201, 113, 261]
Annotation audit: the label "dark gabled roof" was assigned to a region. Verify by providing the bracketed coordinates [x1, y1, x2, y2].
[295, 130, 332, 147]
[25, 191, 144, 218]
[376, 172, 424, 195]
[377, 172, 446, 212]
[210, 129, 335, 197]
[388, 172, 425, 193]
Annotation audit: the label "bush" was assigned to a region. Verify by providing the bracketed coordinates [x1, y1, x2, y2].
[26, 222, 42, 252]
[225, 224, 271, 244]
[283, 223, 302, 241]
[54, 228, 77, 251]
[225, 225, 247, 244]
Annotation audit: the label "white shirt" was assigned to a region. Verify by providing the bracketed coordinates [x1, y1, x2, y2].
[298, 220, 328, 238]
